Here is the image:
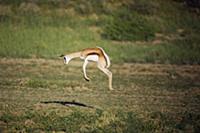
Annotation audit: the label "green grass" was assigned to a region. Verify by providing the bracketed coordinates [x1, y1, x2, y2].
[0, 0, 200, 64]
[0, 1, 200, 132]
[0, 109, 155, 133]
[0, 24, 200, 64]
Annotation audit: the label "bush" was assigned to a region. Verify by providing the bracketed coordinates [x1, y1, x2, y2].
[125, 0, 158, 15]
[73, 0, 109, 15]
[102, 8, 156, 41]
[185, 0, 200, 8]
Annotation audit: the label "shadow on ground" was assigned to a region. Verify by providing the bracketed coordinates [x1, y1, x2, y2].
[41, 101, 94, 108]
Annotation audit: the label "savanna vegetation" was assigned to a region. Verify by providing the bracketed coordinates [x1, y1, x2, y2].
[0, 0, 200, 132]
[0, 0, 200, 64]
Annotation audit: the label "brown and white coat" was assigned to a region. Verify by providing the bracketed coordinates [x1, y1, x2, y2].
[60, 47, 113, 90]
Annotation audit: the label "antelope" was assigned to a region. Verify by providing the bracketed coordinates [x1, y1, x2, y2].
[60, 47, 113, 90]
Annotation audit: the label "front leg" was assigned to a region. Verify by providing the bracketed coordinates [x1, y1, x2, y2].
[83, 60, 90, 81]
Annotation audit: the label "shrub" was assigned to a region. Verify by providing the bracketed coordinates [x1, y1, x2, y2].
[125, 0, 158, 15]
[102, 8, 156, 41]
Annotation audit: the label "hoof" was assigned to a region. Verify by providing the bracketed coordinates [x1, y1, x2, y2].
[84, 77, 90, 82]
[109, 88, 114, 91]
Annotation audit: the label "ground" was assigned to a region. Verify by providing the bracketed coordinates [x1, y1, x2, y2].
[0, 58, 200, 132]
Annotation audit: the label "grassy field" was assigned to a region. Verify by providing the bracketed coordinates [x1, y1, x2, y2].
[0, 58, 200, 132]
[0, 0, 200, 64]
[0, 0, 200, 132]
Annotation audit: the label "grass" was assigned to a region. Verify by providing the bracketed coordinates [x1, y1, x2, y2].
[0, 0, 200, 64]
[0, 0, 200, 132]
[0, 58, 200, 132]
[0, 109, 155, 132]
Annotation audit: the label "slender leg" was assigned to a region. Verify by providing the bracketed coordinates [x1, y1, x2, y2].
[98, 66, 114, 90]
[83, 59, 90, 81]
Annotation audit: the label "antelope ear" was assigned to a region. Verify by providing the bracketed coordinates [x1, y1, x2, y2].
[59, 54, 64, 57]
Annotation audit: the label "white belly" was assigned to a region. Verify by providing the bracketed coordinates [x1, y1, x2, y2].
[86, 55, 99, 62]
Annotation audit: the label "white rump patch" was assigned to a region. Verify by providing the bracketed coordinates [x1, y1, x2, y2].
[96, 46, 111, 68]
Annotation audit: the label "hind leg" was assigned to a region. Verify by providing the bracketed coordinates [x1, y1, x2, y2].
[98, 65, 113, 90]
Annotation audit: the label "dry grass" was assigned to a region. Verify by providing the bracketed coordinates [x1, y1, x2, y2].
[0, 58, 200, 132]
